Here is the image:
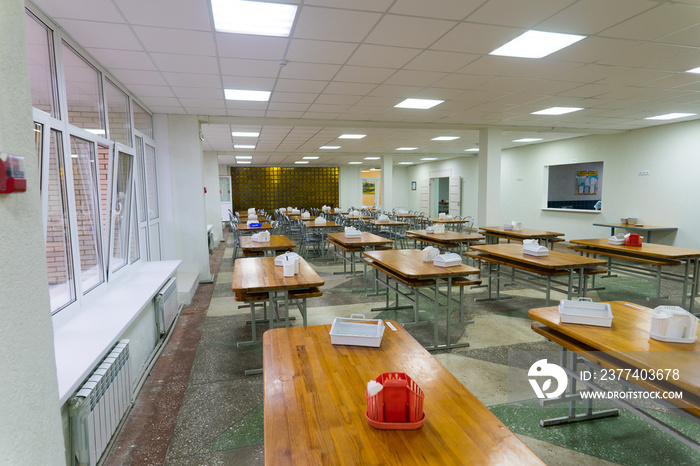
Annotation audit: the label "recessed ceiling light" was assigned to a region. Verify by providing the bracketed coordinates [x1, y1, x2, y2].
[686, 66, 700, 74]
[348, 161, 362, 165]
[234, 144, 256, 149]
[224, 89, 271, 101]
[431, 136, 460, 141]
[395, 147, 418, 151]
[464, 148, 479, 152]
[532, 107, 583, 115]
[645, 113, 697, 120]
[490, 30, 586, 59]
[338, 134, 366, 139]
[394, 98, 444, 110]
[320, 145, 340, 150]
[294, 161, 309, 164]
[398, 162, 414, 165]
[364, 157, 381, 160]
[211, 0, 297, 37]
[235, 155, 252, 159]
[513, 138, 543, 143]
[420, 157, 438, 161]
[232, 131, 260, 137]
[237, 161, 251, 164]
[302, 156, 319, 160]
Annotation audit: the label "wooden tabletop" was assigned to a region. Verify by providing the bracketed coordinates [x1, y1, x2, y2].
[407, 230, 484, 243]
[326, 231, 393, 247]
[369, 219, 408, 226]
[289, 214, 317, 220]
[364, 249, 480, 279]
[395, 213, 417, 218]
[239, 235, 296, 252]
[570, 238, 700, 260]
[303, 220, 341, 228]
[470, 243, 606, 270]
[529, 301, 700, 404]
[236, 222, 273, 232]
[231, 257, 324, 293]
[263, 323, 543, 465]
[593, 222, 678, 232]
[430, 218, 467, 223]
[479, 226, 565, 238]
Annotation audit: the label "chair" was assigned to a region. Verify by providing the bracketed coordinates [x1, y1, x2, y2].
[461, 216, 475, 233]
[298, 220, 323, 258]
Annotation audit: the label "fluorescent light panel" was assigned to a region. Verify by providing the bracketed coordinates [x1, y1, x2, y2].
[234, 144, 256, 149]
[645, 113, 696, 120]
[420, 157, 438, 161]
[212, 0, 297, 37]
[232, 131, 260, 137]
[398, 162, 414, 165]
[320, 145, 340, 150]
[686, 66, 700, 74]
[513, 138, 543, 142]
[490, 30, 586, 59]
[225, 89, 270, 101]
[302, 156, 319, 160]
[464, 148, 479, 152]
[235, 155, 252, 159]
[431, 136, 460, 141]
[237, 161, 251, 164]
[364, 157, 380, 160]
[294, 161, 309, 164]
[338, 134, 366, 139]
[348, 161, 362, 164]
[395, 147, 417, 151]
[394, 98, 444, 110]
[532, 107, 583, 115]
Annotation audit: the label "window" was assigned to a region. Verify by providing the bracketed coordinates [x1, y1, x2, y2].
[145, 144, 159, 219]
[546, 161, 603, 211]
[62, 41, 105, 134]
[45, 129, 76, 313]
[105, 79, 132, 146]
[133, 101, 153, 139]
[25, 11, 59, 118]
[109, 149, 134, 274]
[70, 135, 105, 292]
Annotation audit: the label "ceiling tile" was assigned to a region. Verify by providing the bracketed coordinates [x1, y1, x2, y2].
[133, 26, 215, 55]
[348, 44, 421, 68]
[280, 62, 342, 80]
[538, 0, 658, 35]
[221, 76, 275, 89]
[293, 7, 381, 41]
[547, 37, 641, 64]
[365, 15, 457, 48]
[151, 53, 219, 74]
[275, 79, 328, 93]
[117, 0, 211, 30]
[163, 72, 221, 88]
[601, 3, 700, 41]
[389, 0, 483, 20]
[85, 49, 155, 71]
[334, 66, 396, 84]
[110, 69, 167, 86]
[124, 84, 175, 97]
[56, 19, 143, 50]
[303, 0, 392, 11]
[216, 34, 288, 59]
[432, 22, 521, 54]
[219, 58, 280, 78]
[323, 82, 377, 95]
[37, 0, 123, 22]
[404, 51, 480, 73]
[383, 70, 449, 86]
[286, 39, 358, 64]
[467, 0, 577, 28]
[598, 43, 693, 68]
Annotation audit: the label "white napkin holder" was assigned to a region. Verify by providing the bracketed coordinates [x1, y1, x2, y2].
[426, 226, 435, 233]
[438, 212, 446, 220]
[608, 234, 625, 245]
[523, 239, 549, 256]
[315, 217, 327, 225]
[246, 220, 256, 226]
[503, 223, 513, 230]
[559, 298, 613, 327]
[344, 226, 361, 238]
[251, 231, 270, 242]
[275, 252, 300, 275]
[650, 306, 698, 343]
[377, 214, 389, 222]
[322, 205, 331, 212]
[301, 211, 311, 219]
[444, 214, 453, 220]
[329, 314, 384, 347]
[287, 206, 293, 212]
[433, 253, 462, 267]
[511, 220, 523, 230]
[334, 207, 342, 213]
[279, 207, 286, 213]
[433, 224, 446, 234]
[398, 209, 409, 214]
[248, 208, 256, 215]
[348, 210, 360, 218]
[291, 208, 301, 214]
[422, 246, 439, 262]
[248, 213, 258, 221]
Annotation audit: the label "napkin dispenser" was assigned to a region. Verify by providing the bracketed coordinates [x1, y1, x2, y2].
[315, 217, 327, 225]
[287, 206, 293, 212]
[377, 214, 389, 222]
[322, 205, 331, 212]
[650, 306, 698, 343]
[422, 246, 439, 262]
[301, 211, 311, 219]
[624, 233, 642, 246]
[398, 209, 409, 214]
[275, 252, 300, 275]
[251, 231, 270, 242]
[438, 212, 446, 220]
[291, 208, 301, 214]
[511, 221, 523, 230]
[248, 207, 256, 215]
[247, 220, 262, 227]
[426, 226, 435, 233]
[433, 253, 462, 267]
[344, 226, 361, 238]
[334, 207, 342, 213]
[608, 234, 625, 245]
[348, 210, 360, 218]
[523, 239, 549, 256]
[279, 207, 286, 213]
[248, 214, 258, 221]
[433, 224, 446, 234]
[503, 223, 513, 230]
[444, 214, 453, 220]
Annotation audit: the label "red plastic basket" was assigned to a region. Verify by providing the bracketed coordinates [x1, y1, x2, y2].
[625, 234, 643, 246]
[365, 372, 425, 430]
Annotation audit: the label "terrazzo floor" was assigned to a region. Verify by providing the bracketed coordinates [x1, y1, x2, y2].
[104, 228, 700, 465]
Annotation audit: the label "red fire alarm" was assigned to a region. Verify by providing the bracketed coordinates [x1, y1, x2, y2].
[0, 153, 27, 193]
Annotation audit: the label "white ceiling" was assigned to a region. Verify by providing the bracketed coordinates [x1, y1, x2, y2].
[31, 0, 700, 166]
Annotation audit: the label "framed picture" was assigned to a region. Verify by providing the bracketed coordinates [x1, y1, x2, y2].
[411, 181, 417, 191]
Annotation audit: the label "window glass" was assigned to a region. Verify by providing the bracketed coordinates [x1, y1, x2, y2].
[26, 11, 58, 117]
[133, 102, 153, 138]
[70, 135, 104, 292]
[62, 41, 104, 134]
[35, 123, 44, 184]
[105, 79, 132, 146]
[129, 185, 140, 264]
[145, 144, 159, 219]
[110, 151, 134, 274]
[135, 136, 147, 223]
[46, 129, 75, 312]
[97, 144, 110, 244]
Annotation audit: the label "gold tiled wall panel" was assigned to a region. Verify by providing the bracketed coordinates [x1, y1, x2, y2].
[230, 167, 339, 213]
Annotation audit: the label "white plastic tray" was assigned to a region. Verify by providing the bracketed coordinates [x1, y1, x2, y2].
[559, 298, 613, 327]
[649, 332, 697, 344]
[330, 315, 385, 347]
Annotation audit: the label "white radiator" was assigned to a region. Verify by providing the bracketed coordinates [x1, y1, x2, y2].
[69, 340, 132, 466]
[156, 277, 178, 335]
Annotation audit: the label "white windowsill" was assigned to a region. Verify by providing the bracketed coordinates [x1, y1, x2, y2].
[53, 260, 180, 404]
[542, 208, 602, 214]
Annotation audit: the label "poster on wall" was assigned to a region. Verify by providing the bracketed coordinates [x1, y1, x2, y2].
[574, 170, 598, 195]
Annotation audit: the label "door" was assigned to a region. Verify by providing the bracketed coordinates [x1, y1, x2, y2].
[220, 176, 232, 222]
[449, 176, 461, 216]
[419, 179, 429, 215]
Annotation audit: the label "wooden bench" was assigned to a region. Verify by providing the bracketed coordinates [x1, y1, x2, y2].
[406, 234, 461, 249]
[234, 291, 270, 347]
[288, 287, 323, 327]
[363, 257, 435, 288]
[567, 246, 681, 267]
[548, 237, 565, 249]
[465, 251, 570, 277]
[242, 250, 264, 257]
[442, 277, 482, 287]
[326, 238, 364, 253]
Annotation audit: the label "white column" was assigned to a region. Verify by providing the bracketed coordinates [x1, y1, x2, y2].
[203, 151, 223, 243]
[0, 0, 66, 463]
[339, 165, 362, 209]
[477, 128, 502, 227]
[381, 155, 393, 211]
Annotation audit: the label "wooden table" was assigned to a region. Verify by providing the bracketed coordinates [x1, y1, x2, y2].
[364, 249, 481, 350]
[569, 238, 700, 311]
[303, 220, 341, 229]
[263, 322, 543, 465]
[593, 222, 678, 243]
[407, 229, 484, 255]
[288, 214, 317, 221]
[326, 232, 393, 279]
[529, 301, 700, 449]
[236, 222, 273, 232]
[468, 243, 606, 305]
[478, 226, 565, 248]
[239, 235, 296, 256]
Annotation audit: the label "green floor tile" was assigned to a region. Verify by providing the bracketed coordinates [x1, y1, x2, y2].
[208, 404, 264, 451]
[596, 276, 658, 302]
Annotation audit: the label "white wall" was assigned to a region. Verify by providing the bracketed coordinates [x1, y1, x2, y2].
[203, 151, 223, 243]
[501, 121, 700, 247]
[391, 166, 408, 211]
[407, 156, 479, 218]
[339, 165, 361, 209]
[0, 0, 65, 462]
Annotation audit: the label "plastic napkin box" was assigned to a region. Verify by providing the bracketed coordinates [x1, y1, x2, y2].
[559, 298, 613, 327]
[330, 315, 385, 347]
[433, 253, 462, 267]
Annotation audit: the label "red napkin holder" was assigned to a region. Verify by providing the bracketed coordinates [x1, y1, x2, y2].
[365, 372, 425, 430]
[625, 234, 643, 246]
